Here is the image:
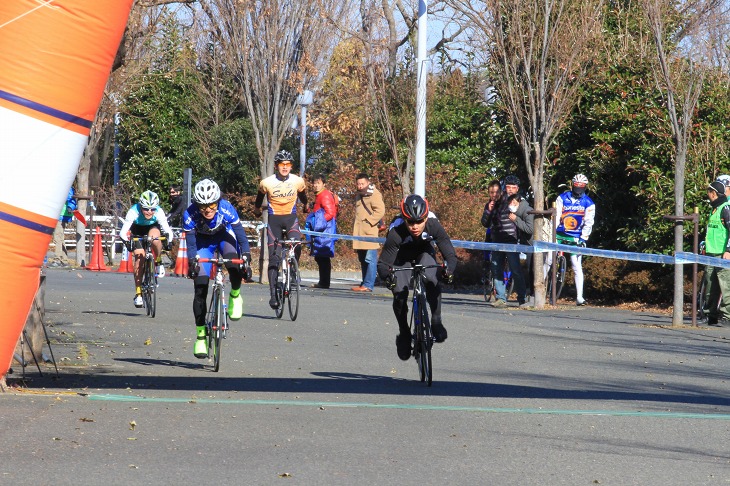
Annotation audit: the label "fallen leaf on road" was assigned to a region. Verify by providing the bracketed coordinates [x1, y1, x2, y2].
[129, 420, 136, 431]
[144, 338, 152, 346]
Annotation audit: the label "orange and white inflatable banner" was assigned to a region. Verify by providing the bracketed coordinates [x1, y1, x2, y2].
[0, 1, 134, 378]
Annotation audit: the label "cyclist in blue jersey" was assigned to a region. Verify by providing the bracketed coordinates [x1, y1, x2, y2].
[183, 179, 252, 359]
[120, 190, 173, 308]
[555, 174, 596, 306]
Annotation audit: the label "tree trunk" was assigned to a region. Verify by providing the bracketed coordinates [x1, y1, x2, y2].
[672, 151, 687, 325]
[76, 153, 91, 266]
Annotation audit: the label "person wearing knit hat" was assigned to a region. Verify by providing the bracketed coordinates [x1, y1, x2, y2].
[716, 175, 730, 197]
[702, 180, 730, 326]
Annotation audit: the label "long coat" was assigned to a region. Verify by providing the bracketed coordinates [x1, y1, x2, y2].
[352, 185, 385, 250]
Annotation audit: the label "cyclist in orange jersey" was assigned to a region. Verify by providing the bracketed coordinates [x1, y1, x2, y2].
[254, 150, 308, 308]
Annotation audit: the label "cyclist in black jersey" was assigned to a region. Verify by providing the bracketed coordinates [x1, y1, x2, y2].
[377, 195, 458, 360]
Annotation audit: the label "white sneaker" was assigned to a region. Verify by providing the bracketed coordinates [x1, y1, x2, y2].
[157, 265, 165, 278]
[134, 295, 144, 308]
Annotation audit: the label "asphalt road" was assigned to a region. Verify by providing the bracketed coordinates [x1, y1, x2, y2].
[2, 267, 730, 485]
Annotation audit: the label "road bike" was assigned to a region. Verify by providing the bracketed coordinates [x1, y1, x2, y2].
[273, 234, 302, 321]
[131, 235, 166, 318]
[389, 263, 444, 386]
[196, 254, 246, 372]
[481, 251, 514, 302]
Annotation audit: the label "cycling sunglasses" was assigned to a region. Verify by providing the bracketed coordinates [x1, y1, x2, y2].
[197, 202, 218, 211]
[406, 218, 425, 225]
[278, 162, 293, 168]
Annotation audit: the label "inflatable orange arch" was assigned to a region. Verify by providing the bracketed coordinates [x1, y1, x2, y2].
[0, 1, 134, 379]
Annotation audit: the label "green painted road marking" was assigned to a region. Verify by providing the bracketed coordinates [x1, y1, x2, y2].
[88, 393, 730, 420]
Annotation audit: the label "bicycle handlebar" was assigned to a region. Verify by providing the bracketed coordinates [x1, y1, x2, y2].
[130, 236, 167, 242]
[196, 256, 246, 265]
[276, 238, 303, 247]
[389, 263, 445, 273]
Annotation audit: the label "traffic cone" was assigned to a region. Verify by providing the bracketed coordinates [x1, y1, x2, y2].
[174, 232, 188, 277]
[117, 247, 133, 273]
[87, 226, 110, 271]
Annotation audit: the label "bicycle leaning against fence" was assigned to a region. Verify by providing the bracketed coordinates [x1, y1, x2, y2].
[482, 250, 514, 302]
[131, 235, 167, 318]
[272, 230, 303, 321]
[195, 254, 247, 372]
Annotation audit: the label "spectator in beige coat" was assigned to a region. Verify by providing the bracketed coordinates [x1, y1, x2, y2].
[352, 173, 385, 292]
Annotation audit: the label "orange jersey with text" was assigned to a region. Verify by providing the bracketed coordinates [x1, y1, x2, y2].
[258, 174, 306, 215]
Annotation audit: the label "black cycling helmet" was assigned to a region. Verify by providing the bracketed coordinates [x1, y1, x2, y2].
[400, 194, 429, 222]
[274, 150, 293, 164]
[503, 174, 520, 186]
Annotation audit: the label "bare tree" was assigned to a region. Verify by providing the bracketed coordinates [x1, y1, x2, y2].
[451, 0, 603, 308]
[199, 0, 352, 178]
[73, 3, 193, 265]
[199, 0, 352, 281]
[642, 0, 721, 325]
[356, 0, 468, 196]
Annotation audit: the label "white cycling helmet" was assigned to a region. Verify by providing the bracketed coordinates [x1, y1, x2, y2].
[193, 178, 221, 204]
[716, 174, 730, 187]
[139, 190, 159, 209]
[572, 173, 589, 187]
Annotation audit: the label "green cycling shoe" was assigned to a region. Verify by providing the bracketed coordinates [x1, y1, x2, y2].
[228, 293, 243, 320]
[194, 326, 207, 359]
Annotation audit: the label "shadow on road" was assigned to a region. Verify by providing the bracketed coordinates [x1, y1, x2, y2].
[37, 367, 730, 408]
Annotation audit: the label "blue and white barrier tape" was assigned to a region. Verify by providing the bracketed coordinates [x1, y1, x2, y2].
[300, 229, 727, 267]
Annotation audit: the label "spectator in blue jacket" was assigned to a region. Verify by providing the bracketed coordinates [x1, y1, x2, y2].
[305, 174, 338, 288]
[52, 187, 77, 259]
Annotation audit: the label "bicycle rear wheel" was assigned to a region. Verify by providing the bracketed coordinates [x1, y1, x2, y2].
[482, 264, 494, 302]
[416, 293, 432, 386]
[288, 257, 300, 321]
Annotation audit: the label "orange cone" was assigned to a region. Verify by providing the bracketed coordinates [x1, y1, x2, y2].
[117, 246, 133, 273]
[87, 226, 110, 271]
[174, 232, 188, 277]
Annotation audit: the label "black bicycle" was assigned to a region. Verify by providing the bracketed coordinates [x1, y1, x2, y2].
[273, 236, 302, 321]
[482, 251, 514, 302]
[131, 235, 166, 318]
[390, 263, 444, 386]
[196, 255, 245, 372]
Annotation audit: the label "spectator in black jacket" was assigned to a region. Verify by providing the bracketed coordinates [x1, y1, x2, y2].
[481, 175, 533, 308]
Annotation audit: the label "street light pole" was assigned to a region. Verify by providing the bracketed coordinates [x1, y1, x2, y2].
[297, 90, 313, 178]
[414, 0, 428, 197]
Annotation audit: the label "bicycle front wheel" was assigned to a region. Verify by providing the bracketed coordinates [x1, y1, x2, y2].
[275, 263, 285, 319]
[697, 275, 708, 319]
[555, 254, 567, 302]
[288, 257, 300, 321]
[143, 258, 157, 317]
[416, 293, 432, 386]
[212, 289, 224, 372]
